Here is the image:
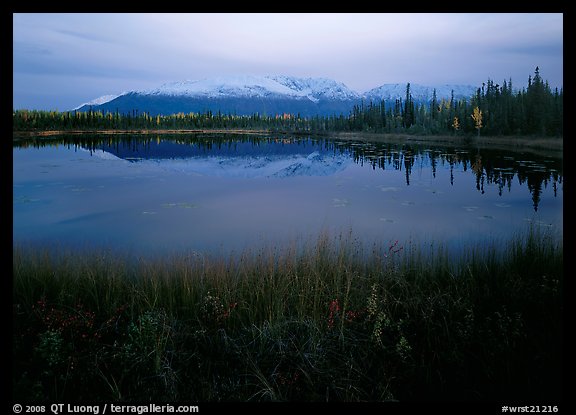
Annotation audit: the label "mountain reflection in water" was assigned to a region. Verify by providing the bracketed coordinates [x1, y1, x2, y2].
[13, 134, 563, 256]
[69, 135, 563, 212]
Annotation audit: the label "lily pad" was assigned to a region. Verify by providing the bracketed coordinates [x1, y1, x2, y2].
[13, 196, 41, 204]
[332, 198, 349, 207]
[379, 186, 399, 192]
[161, 202, 198, 209]
[426, 188, 442, 194]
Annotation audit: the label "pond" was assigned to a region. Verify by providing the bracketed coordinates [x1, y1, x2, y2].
[13, 134, 563, 259]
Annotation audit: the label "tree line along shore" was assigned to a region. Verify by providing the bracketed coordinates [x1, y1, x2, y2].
[14, 68, 562, 139]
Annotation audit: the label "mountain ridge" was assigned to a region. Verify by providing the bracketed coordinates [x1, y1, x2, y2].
[74, 74, 478, 117]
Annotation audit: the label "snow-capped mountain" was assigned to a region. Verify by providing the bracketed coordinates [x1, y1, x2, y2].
[138, 76, 308, 100]
[134, 75, 361, 103]
[74, 75, 476, 117]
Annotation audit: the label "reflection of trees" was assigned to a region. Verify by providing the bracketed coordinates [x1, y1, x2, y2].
[14, 135, 562, 212]
[517, 168, 562, 212]
[14, 134, 323, 160]
[403, 146, 414, 186]
[337, 141, 562, 212]
[471, 155, 485, 194]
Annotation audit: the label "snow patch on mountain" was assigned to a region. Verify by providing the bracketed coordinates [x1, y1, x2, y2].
[133, 75, 361, 103]
[137, 75, 313, 101]
[268, 75, 361, 101]
[72, 94, 120, 110]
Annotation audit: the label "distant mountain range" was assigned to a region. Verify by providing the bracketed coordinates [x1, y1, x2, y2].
[74, 75, 477, 117]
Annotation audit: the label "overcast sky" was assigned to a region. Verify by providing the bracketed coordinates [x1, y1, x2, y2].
[13, 13, 563, 111]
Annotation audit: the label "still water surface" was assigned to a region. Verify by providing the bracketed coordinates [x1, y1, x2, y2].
[13, 134, 563, 257]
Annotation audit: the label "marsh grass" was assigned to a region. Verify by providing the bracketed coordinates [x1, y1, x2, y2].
[12, 227, 562, 401]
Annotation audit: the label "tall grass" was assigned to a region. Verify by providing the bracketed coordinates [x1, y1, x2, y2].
[12, 227, 562, 401]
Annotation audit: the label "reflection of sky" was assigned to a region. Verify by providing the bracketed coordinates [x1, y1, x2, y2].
[13, 140, 563, 258]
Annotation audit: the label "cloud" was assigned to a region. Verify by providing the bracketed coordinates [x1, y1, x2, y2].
[12, 13, 563, 110]
[13, 40, 52, 56]
[54, 28, 116, 44]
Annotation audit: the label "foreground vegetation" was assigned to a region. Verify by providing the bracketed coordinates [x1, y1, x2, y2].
[13, 228, 562, 402]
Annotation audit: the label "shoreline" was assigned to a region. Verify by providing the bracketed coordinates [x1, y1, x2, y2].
[13, 229, 563, 402]
[331, 131, 563, 153]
